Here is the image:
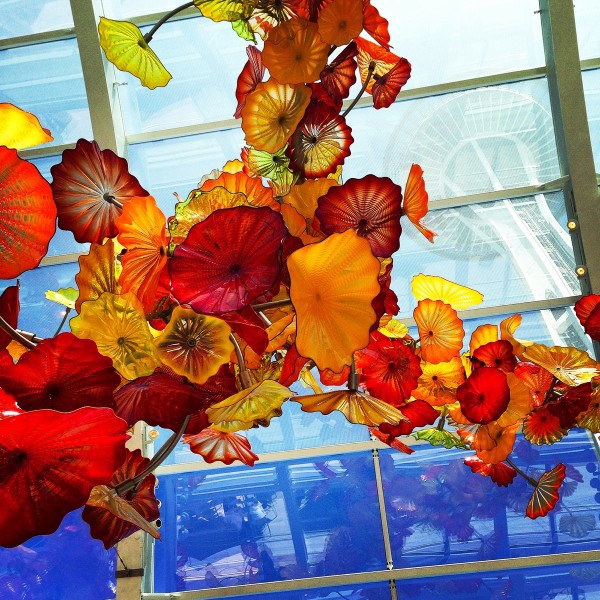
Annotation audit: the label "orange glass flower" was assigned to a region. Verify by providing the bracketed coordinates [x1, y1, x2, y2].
[287, 229, 381, 372]
[402, 164, 436, 243]
[116, 196, 168, 313]
[156, 307, 233, 385]
[317, 0, 363, 46]
[262, 18, 330, 84]
[75, 240, 119, 313]
[355, 36, 401, 94]
[523, 343, 599, 386]
[414, 299, 465, 364]
[184, 427, 259, 466]
[412, 357, 465, 406]
[241, 79, 311, 153]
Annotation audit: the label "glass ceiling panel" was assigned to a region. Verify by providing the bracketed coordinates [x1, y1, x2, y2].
[393, 192, 580, 315]
[0, 38, 92, 146]
[0, 0, 73, 40]
[376, 0, 545, 88]
[347, 78, 561, 200]
[101, 0, 183, 20]
[574, 0, 600, 61]
[583, 69, 600, 174]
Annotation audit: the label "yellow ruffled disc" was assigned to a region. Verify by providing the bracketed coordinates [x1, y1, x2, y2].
[0, 103, 53, 150]
[98, 17, 172, 90]
[411, 274, 483, 311]
[523, 343, 599, 386]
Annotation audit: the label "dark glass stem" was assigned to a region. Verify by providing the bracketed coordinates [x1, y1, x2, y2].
[342, 62, 375, 118]
[0, 316, 37, 349]
[143, 0, 196, 43]
[506, 457, 537, 487]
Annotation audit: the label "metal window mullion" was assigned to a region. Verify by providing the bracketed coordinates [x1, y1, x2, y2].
[69, 0, 125, 154]
[0, 28, 76, 50]
[540, 0, 600, 295]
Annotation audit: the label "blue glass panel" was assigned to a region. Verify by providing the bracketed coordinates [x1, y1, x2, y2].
[0, 509, 115, 599]
[0, 39, 92, 146]
[583, 69, 600, 174]
[395, 561, 600, 599]
[154, 452, 387, 592]
[391, 192, 579, 313]
[126, 127, 246, 217]
[0, 0, 73, 39]
[381, 429, 600, 568]
[119, 17, 247, 133]
[229, 580, 391, 600]
[346, 79, 560, 200]
[0, 262, 79, 338]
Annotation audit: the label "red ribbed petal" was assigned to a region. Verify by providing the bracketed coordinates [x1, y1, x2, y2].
[279, 344, 308, 386]
[316, 174, 401, 257]
[114, 370, 202, 430]
[457, 367, 510, 424]
[378, 399, 439, 436]
[0, 407, 128, 547]
[369, 427, 414, 454]
[0, 389, 22, 420]
[50, 139, 148, 243]
[547, 382, 592, 429]
[320, 41, 358, 103]
[472, 340, 517, 373]
[184, 428, 258, 466]
[234, 46, 265, 119]
[464, 456, 517, 487]
[523, 406, 567, 445]
[362, 0, 391, 49]
[82, 449, 159, 549]
[526, 463, 566, 519]
[574, 295, 600, 341]
[0, 284, 19, 349]
[170, 206, 287, 314]
[0, 147, 56, 279]
[287, 101, 353, 178]
[0, 333, 119, 412]
[221, 306, 268, 356]
[402, 164, 435, 242]
[372, 57, 411, 109]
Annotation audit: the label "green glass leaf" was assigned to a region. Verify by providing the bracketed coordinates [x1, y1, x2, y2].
[412, 428, 468, 450]
[194, 0, 257, 22]
[45, 287, 78, 310]
[232, 19, 255, 42]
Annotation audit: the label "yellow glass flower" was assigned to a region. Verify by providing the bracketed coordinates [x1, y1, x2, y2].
[241, 79, 311, 153]
[411, 274, 483, 311]
[156, 307, 233, 385]
[98, 17, 172, 90]
[70, 292, 159, 380]
[288, 229, 381, 373]
[0, 103, 53, 150]
[523, 343, 599, 386]
[412, 357, 465, 406]
[75, 240, 119, 313]
[194, 0, 255, 22]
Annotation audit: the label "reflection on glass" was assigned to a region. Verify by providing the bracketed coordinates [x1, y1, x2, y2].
[583, 69, 600, 173]
[395, 560, 600, 599]
[393, 192, 579, 314]
[126, 128, 246, 215]
[347, 79, 560, 199]
[102, 0, 184, 19]
[0, 0, 73, 39]
[0, 509, 115, 600]
[0, 39, 92, 145]
[0, 262, 79, 338]
[118, 17, 248, 133]
[574, 0, 600, 61]
[232, 581, 391, 600]
[154, 453, 386, 592]
[381, 429, 600, 568]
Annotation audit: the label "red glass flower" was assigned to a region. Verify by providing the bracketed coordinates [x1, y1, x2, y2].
[575, 294, 600, 341]
[472, 340, 517, 373]
[372, 57, 411, 109]
[0, 333, 119, 412]
[315, 175, 402, 258]
[170, 206, 288, 314]
[50, 139, 148, 243]
[319, 41, 358, 104]
[0, 407, 128, 547]
[184, 428, 259, 466]
[526, 463, 566, 519]
[234, 45, 265, 119]
[464, 456, 517, 487]
[82, 449, 159, 549]
[0, 284, 19, 350]
[457, 367, 510, 424]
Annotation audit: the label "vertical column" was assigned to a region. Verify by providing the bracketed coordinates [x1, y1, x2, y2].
[68, 0, 126, 154]
[539, 0, 600, 295]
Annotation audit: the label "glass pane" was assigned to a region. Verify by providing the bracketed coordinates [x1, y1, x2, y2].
[118, 17, 248, 134]
[230, 581, 391, 600]
[126, 127, 246, 216]
[0, 262, 79, 338]
[395, 561, 600, 599]
[347, 78, 561, 200]
[154, 452, 387, 592]
[0, 0, 73, 40]
[0, 509, 116, 600]
[583, 69, 600, 174]
[378, 0, 545, 88]
[381, 429, 600, 567]
[29, 154, 90, 257]
[101, 0, 183, 20]
[0, 39, 92, 146]
[574, 0, 600, 61]
[393, 192, 580, 315]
